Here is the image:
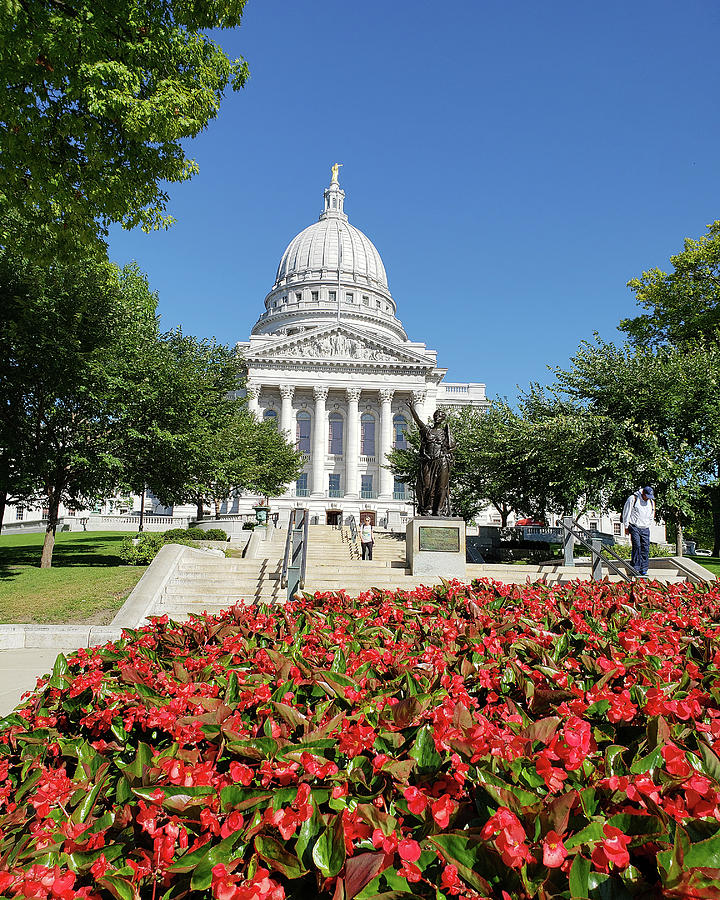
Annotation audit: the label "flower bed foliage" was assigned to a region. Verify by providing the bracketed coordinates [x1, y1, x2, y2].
[2, 580, 720, 899]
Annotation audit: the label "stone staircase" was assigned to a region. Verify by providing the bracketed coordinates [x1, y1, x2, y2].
[152, 525, 707, 622]
[157, 528, 286, 619]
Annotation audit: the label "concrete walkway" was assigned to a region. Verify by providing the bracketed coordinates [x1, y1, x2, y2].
[0, 647, 79, 717]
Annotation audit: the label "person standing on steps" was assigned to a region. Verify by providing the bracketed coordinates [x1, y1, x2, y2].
[622, 485, 656, 577]
[360, 515, 374, 561]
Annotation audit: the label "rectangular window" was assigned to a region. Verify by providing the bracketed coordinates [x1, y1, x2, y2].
[375, 299, 381, 308]
[329, 474, 341, 498]
[589, 521, 598, 532]
[361, 475, 375, 499]
[393, 477, 406, 500]
[362, 296, 370, 307]
[328, 290, 336, 302]
[311, 291, 319, 302]
[15, 505, 24, 521]
[613, 522, 622, 536]
[328, 415, 343, 455]
[345, 292, 353, 303]
[296, 473, 308, 497]
[296, 415, 311, 453]
[361, 417, 375, 456]
[295, 292, 302, 302]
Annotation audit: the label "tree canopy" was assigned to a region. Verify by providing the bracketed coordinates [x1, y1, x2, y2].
[0, 0, 249, 256]
[621, 220, 720, 346]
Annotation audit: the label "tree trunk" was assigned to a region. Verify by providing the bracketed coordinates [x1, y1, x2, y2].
[138, 487, 146, 532]
[196, 500, 204, 522]
[40, 488, 61, 568]
[711, 483, 720, 557]
[214, 498, 221, 519]
[675, 513, 683, 558]
[0, 489, 6, 535]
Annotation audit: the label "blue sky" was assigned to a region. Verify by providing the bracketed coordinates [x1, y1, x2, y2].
[108, 0, 720, 401]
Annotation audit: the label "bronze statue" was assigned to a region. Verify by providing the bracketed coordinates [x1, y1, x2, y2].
[406, 400, 454, 517]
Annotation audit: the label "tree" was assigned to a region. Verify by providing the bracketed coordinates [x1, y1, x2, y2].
[121, 335, 303, 519]
[0, 251, 158, 565]
[0, 0, 249, 256]
[118, 331, 247, 523]
[620, 221, 720, 553]
[621, 221, 720, 346]
[550, 339, 720, 554]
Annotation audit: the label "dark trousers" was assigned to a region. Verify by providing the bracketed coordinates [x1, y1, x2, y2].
[629, 524, 650, 575]
[361, 541, 373, 560]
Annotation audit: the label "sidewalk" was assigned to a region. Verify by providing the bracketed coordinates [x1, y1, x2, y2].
[0, 648, 78, 717]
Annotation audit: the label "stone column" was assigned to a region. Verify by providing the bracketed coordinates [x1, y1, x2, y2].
[246, 382, 260, 418]
[345, 387, 361, 498]
[379, 388, 394, 500]
[311, 385, 329, 497]
[280, 385, 295, 438]
[412, 388, 427, 423]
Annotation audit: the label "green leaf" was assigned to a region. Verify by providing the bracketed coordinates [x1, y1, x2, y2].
[187, 833, 246, 891]
[409, 725, 443, 775]
[565, 821, 606, 850]
[254, 834, 307, 879]
[295, 797, 323, 869]
[429, 833, 499, 893]
[312, 814, 346, 877]
[96, 875, 138, 900]
[569, 854, 590, 899]
[630, 745, 663, 774]
[48, 653, 70, 690]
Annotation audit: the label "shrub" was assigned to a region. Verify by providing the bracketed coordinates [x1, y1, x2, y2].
[162, 528, 189, 541]
[2, 581, 720, 897]
[603, 542, 669, 559]
[242, 520, 256, 530]
[184, 526, 206, 540]
[201, 527, 228, 541]
[118, 532, 164, 565]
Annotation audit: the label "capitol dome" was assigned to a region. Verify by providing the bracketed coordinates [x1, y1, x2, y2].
[251, 168, 407, 343]
[274, 219, 388, 293]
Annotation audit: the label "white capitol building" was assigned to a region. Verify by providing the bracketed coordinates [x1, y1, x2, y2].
[234, 167, 488, 527]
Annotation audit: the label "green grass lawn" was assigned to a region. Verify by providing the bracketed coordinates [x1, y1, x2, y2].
[0, 531, 145, 625]
[691, 555, 720, 577]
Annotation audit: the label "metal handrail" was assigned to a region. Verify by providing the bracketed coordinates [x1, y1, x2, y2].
[346, 514, 360, 560]
[560, 517, 639, 581]
[280, 509, 296, 589]
[299, 509, 309, 589]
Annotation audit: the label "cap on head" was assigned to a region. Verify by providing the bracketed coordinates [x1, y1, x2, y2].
[642, 486, 655, 499]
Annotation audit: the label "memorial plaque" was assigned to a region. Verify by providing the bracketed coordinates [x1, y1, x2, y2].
[418, 525, 460, 553]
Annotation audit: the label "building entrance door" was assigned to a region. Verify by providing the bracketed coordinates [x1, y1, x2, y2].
[359, 511, 376, 526]
[326, 510, 342, 526]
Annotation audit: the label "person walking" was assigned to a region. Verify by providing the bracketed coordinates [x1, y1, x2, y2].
[360, 516, 374, 561]
[622, 486, 656, 577]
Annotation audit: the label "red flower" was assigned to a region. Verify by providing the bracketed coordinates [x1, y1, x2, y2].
[230, 762, 254, 785]
[404, 786, 428, 815]
[662, 743, 691, 777]
[542, 831, 567, 867]
[398, 838, 422, 862]
[431, 794, 457, 829]
[536, 754, 568, 793]
[591, 825, 631, 872]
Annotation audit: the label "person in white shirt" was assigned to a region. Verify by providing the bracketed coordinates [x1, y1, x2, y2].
[360, 516, 374, 561]
[621, 486, 656, 577]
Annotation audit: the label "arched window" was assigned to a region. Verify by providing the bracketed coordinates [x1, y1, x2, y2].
[263, 409, 278, 428]
[393, 414, 408, 449]
[361, 413, 375, 457]
[296, 411, 311, 453]
[328, 412, 344, 455]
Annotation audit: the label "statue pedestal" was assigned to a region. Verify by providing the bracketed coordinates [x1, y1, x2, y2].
[406, 517, 466, 580]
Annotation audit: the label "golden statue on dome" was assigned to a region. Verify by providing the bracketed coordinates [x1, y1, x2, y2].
[330, 162, 342, 184]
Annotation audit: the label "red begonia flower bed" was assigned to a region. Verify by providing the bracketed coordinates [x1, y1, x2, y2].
[2, 579, 720, 899]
